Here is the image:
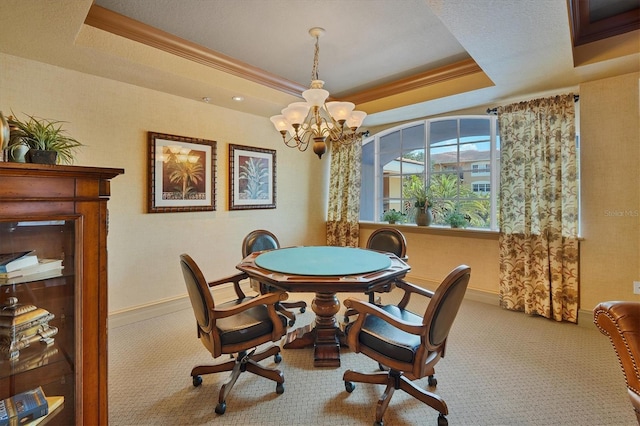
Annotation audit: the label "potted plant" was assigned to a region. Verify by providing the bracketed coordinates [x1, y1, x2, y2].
[405, 180, 433, 226]
[7, 113, 83, 164]
[381, 209, 405, 224]
[444, 209, 469, 228]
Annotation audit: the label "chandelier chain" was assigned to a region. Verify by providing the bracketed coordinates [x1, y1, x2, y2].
[311, 34, 320, 82]
[269, 27, 367, 159]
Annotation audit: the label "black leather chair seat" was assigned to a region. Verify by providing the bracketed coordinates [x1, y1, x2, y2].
[353, 305, 422, 363]
[217, 297, 287, 345]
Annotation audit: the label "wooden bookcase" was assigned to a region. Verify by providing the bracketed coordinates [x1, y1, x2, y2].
[0, 163, 124, 425]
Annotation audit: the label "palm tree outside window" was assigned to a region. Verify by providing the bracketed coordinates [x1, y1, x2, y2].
[360, 116, 500, 230]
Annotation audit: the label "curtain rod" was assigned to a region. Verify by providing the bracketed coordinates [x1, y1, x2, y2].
[486, 94, 579, 115]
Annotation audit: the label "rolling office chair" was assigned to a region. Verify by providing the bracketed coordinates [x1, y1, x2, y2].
[242, 229, 306, 325]
[344, 227, 408, 323]
[367, 227, 408, 264]
[365, 227, 409, 300]
[179, 254, 288, 415]
[593, 301, 640, 423]
[342, 265, 471, 426]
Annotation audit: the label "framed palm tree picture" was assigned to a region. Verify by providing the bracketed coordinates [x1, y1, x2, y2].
[148, 132, 216, 213]
[229, 144, 276, 210]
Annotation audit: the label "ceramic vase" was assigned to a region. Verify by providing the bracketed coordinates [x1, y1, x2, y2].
[415, 207, 433, 226]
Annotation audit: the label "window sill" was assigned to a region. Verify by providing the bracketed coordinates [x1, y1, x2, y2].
[359, 221, 499, 240]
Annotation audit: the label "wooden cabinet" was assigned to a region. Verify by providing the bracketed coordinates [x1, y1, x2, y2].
[0, 163, 124, 425]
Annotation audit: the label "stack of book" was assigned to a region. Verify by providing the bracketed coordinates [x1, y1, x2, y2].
[0, 298, 57, 360]
[0, 251, 63, 285]
[0, 386, 64, 426]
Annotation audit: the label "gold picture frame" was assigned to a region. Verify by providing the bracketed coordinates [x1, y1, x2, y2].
[148, 132, 216, 213]
[228, 144, 276, 210]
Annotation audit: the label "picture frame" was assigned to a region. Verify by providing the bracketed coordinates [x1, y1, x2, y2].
[229, 144, 276, 210]
[148, 132, 216, 213]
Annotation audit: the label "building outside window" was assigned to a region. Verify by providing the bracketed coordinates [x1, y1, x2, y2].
[472, 182, 491, 193]
[471, 162, 490, 175]
[360, 116, 500, 230]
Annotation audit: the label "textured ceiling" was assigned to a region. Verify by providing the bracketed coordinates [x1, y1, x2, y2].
[0, 0, 637, 128]
[93, 0, 470, 98]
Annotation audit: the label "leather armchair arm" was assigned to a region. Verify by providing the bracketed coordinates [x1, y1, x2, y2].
[213, 291, 288, 319]
[343, 298, 424, 336]
[594, 301, 640, 402]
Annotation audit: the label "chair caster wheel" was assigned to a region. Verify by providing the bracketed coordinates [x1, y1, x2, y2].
[345, 381, 355, 393]
[215, 402, 226, 415]
[437, 414, 448, 426]
[192, 375, 202, 387]
[274, 353, 282, 363]
[276, 382, 285, 394]
[300, 307, 306, 313]
[428, 375, 437, 387]
[288, 319, 296, 327]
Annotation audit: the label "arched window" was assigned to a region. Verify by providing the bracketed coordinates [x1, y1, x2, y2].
[360, 116, 500, 230]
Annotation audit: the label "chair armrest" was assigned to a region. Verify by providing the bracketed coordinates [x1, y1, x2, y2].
[594, 301, 640, 398]
[343, 298, 424, 336]
[208, 272, 249, 300]
[213, 291, 288, 319]
[208, 271, 248, 287]
[396, 279, 435, 298]
[395, 278, 434, 309]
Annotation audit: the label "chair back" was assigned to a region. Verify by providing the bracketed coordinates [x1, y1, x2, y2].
[424, 265, 470, 349]
[242, 229, 280, 257]
[179, 254, 214, 334]
[366, 227, 407, 260]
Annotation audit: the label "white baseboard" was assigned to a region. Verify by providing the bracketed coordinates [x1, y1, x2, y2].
[577, 309, 596, 329]
[109, 280, 596, 330]
[407, 276, 500, 305]
[406, 275, 596, 329]
[108, 284, 240, 329]
[108, 296, 191, 329]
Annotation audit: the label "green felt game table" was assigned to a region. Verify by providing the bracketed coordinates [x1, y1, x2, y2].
[236, 246, 410, 367]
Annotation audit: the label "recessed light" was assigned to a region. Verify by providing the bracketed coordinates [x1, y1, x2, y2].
[232, 96, 244, 102]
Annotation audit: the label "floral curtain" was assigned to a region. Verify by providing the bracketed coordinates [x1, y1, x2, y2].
[326, 137, 362, 247]
[497, 94, 579, 323]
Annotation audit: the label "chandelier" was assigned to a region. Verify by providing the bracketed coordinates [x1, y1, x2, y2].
[269, 27, 367, 159]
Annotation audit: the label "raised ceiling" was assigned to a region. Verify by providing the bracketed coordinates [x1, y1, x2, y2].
[0, 0, 638, 128]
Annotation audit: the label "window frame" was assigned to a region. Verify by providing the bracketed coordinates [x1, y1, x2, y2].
[361, 115, 500, 231]
[472, 182, 491, 193]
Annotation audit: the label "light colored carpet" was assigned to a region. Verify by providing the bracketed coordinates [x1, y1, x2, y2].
[108, 291, 636, 425]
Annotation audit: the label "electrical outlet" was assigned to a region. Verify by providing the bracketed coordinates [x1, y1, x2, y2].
[634, 281, 640, 295]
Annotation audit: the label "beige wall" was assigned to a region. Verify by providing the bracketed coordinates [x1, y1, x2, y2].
[580, 72, 640, 309]
[363, 72, 640, 319]
[360, 224, 500, 298]
[0, 53, 328, 314]
[2, 52, 638, 320]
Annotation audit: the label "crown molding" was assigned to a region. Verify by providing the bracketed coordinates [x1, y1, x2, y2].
[85, 5, 307, 97]
[85, 4, 483, 106]
[345, 59, 484, 105]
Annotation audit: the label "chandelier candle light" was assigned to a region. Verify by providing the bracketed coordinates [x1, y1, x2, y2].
[269, 27, 367, 159]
